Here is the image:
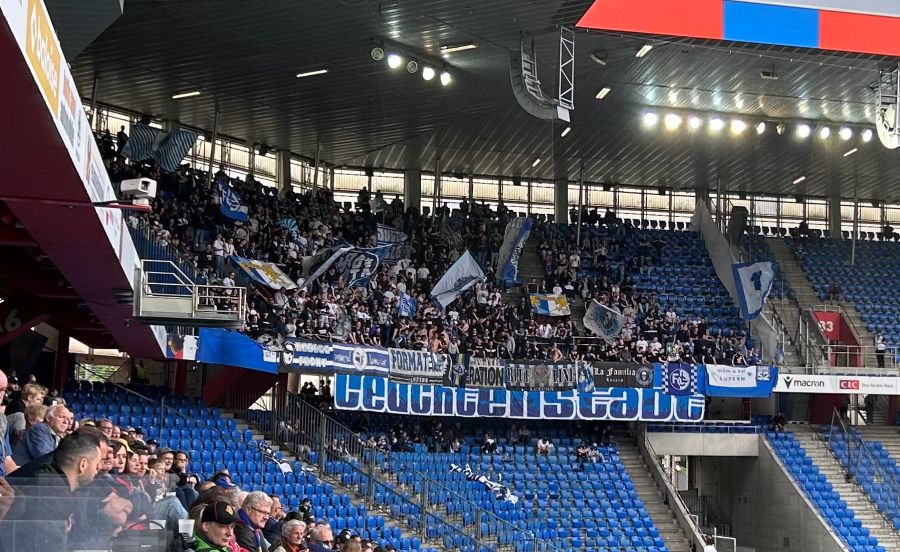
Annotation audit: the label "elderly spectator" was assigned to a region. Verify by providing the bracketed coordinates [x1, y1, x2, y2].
[307, 523, 335, 552]
[236, 490, 273, 552]
[194, 501, 239, 551]
[271, 519, 307, 552]
[11, 404, 72, 466]
[263, 495, 287, 543]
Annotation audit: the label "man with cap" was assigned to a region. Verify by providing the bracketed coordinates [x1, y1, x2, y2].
[194, 501, 238, 551]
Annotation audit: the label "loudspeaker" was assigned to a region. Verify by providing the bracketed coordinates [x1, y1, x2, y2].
[727, 206, 749, 244]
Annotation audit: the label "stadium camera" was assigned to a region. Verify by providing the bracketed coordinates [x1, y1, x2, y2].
[120, 177, 157, 209]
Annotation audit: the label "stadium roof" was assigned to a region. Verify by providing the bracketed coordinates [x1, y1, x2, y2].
[67, 0, 900, 201]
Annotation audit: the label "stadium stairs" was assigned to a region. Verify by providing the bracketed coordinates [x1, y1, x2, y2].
[791, 425, 900, 550]
[612, 431, 693, 552]
[859, 426, 900, 463]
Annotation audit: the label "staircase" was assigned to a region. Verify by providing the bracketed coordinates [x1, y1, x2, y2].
[860, 426, 900, 463]
[792, 425, 900, 550]
[615, 434, 693, 552]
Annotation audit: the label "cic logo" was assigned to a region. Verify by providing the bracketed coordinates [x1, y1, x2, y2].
[839, 379, 860, 390]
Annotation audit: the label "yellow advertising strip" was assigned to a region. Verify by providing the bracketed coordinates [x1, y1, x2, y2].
[24, 0, 59, 112]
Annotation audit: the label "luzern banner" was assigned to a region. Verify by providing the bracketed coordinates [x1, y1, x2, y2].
[334, 373, 706, 421]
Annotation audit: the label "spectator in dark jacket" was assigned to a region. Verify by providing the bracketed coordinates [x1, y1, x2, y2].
[235, 491, 273, 552]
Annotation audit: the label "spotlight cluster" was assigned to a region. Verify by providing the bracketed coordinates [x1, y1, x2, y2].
[642, 111, 874, 145]
[371, 46, 451, 86]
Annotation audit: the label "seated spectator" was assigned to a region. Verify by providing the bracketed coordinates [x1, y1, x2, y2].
[175, 472, 200, 511]
[770, 412, 787, 432]
[536, 437, 553, 456]
[271, 519, 307, 552]
[828, 282, 841, 303]
[517, 425, 531, 445]
[6, 383, 46, 441]
[263, 495, 286, 543]
[588, 443, 605, 464]
[11, 404, 72, 466]
[11, 404, 47, 447]
[576, 442, 590, 462]
[193, 500, 239, 551]
[172, 450, 190, 474]
[480, 434, 497, 455]
[236, 490, 273, 552]
[307, 523, 335, 552]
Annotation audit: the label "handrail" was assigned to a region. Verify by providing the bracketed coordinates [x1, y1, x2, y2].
[636, 424, 707, 552]
[824, 407, 900, 534]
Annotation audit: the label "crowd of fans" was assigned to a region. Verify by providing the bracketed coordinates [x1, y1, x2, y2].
[0, 370, 396, 552]
[533, 217, 759, 366]
[103, 129, 755, 366]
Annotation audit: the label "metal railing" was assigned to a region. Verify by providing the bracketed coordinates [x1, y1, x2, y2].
[822, 408, 900, 534]
[636, 424, 709, 552]
[796, 306, 828, 369]
[137, 259, 247, 321]
[254, 393, 566, 552]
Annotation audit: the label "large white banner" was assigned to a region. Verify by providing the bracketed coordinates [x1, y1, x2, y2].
[774, 374, 900, 394]
[706, 364, 758, 389]
[431, 250, 486, 309]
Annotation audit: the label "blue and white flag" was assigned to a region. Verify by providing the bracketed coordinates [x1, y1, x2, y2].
[280, 218, 299, 232]
[398, 292, 418, 318]
[156, 129, 198, 172]
[121, 123, 161, 162]
[530, 293, 571, 316]
[732, 261, 775, 321]
[219, 181, 249, 221]
[376, 223, 406, 245]
[229, 256, 297, 290]
[698, 364, 778, 398]
[496, 217, 533, 284]
[431, 250, 486, 309]
[662, 362, 698, 396]
[583, 301, 626, 343]
[304, 245, 392, 289]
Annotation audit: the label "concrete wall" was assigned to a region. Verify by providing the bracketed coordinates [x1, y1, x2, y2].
[649, 433, 759, 457]
[692, 437, 845, 552]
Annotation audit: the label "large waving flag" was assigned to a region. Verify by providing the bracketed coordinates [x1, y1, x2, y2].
[732, 261, 775, 321]
[584, 301, 626, 343]
[229, 256, 297, 290]
[431, 250, 486, 308]
[398, 292, 418, 318]
[121, 123, 197, 171]
[496, 217, 533, 284]
[304, 246, 392, 289]
[219, 181, 249, 221]
[530, 293, 571, 316]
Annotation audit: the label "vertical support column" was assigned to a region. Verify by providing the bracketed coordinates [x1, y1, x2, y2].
[276, 150, 292, 193]
[404, 169, 422, 212]
[286, 372, 301, 394]
[207, 110, 221, 183]
[828, 195, 842, 240]
[317, 409, 327, 473]
[53, 330, 70, 392]
[173, 361, 187, 396]
[89, 76, 100, 131]
[575, 167, 584, 246]
[432, 156, 442, 215]
[312, 141, 321, 198]
[553, 178, 568, 225]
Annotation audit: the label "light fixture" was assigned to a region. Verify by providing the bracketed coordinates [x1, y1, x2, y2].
[844, 148, 858, 157]
[643, 112, 659, 127]
[590, 52, 608, 66]
[595, 87, 611, 100]
[776, 122, 786, 135]
[406, 60, 419, 74]
[730, 119, 747, 134]
[793, 176, 806, 184]
[531, 158, 541, 168]
[422, 66, 435, 81]
[387, 53, 403, 69]
[797, 124, 811, 138]
[756, 122, 766, 135]
[709, 117, 725, 132]
[561, 126, 571, 137]
[818, 126, 831, 140]
[440, 70, 452, 86]
[664, 113, 682, 130]
[296, 68, 328, 78]
[172, 91, 200, 99]
[440, 42, 477, 55]
[688, 116, 702, 130]
[636, 44, 653, 58]
[370, 46, 385, 61]
[839, 127, 853, 141]
[862, 129, 873, 142]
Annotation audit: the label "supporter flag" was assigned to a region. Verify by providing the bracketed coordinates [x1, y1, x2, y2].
[698, 364, 779, 398]
[661, 362, 698, 396]
[121, 123, 160, 162]
[732, 261, 775, 320]
[156, 128, 198, 172]
[431, 250, 486, 308]
[439, 213, 464, 250]
[280, 218, 299, 232]
[583, 301, 626, 343]
[219, 181, 249, 221]
[496, 217, 533, 284]
[229, 256, 297, 290]
[304, 245, 392, 289]
[398, 292, 418, 318]
[450, 463, 519, 504]
[529, 293, 571, 316]
[377, 223, 407, 263]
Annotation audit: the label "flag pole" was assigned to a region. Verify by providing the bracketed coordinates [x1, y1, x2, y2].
[207, 110, 220, 184]
[576, 163, 584, 248]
